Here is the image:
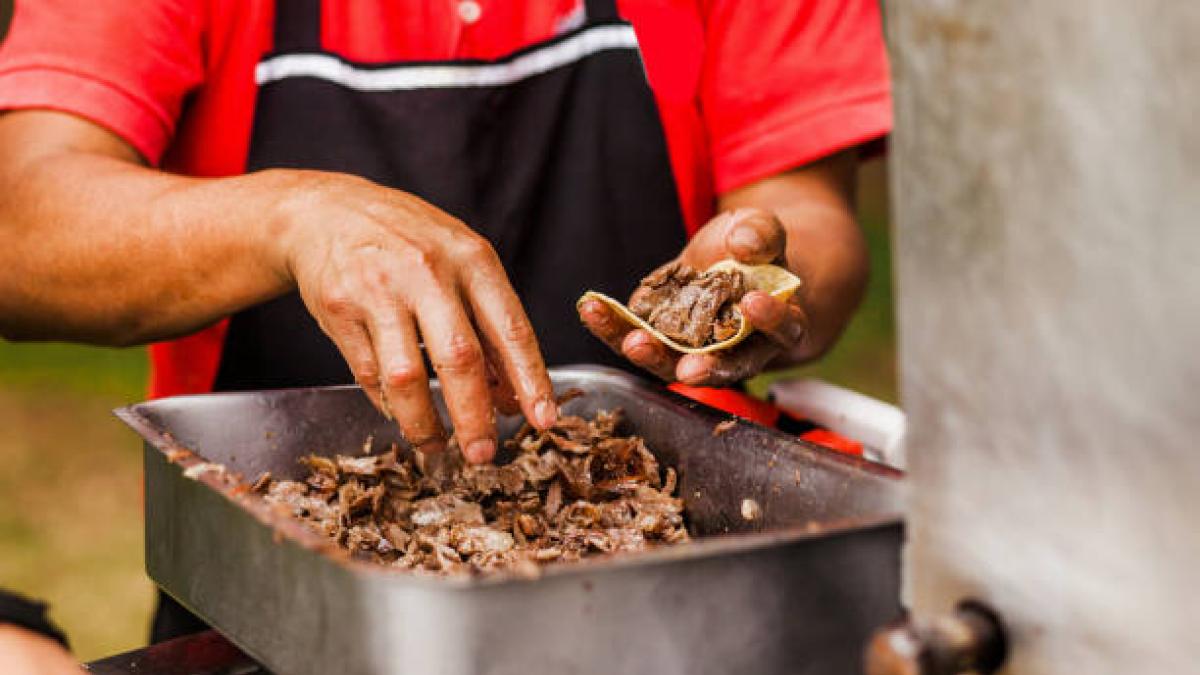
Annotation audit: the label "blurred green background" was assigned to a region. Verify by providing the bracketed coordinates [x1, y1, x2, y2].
[749, 158, 895, 402]
[0, 159, 893, 662]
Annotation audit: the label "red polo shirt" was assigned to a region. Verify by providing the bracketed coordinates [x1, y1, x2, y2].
[0, 0, 891, 398]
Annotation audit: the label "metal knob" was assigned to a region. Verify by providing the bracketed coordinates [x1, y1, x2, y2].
[865, 600, 1008, 675]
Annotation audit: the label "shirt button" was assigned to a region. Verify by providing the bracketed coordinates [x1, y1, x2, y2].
[457, 1, 482, 24]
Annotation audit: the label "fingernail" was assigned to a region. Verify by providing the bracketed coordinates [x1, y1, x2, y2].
[579, 302, 613, 333]
[622, 336, 658, 366]
[728, 222, 765, 256]
[681, 353, 715, 384]
[676, 355, 700, 381]
[534, 398, 558, 429]
[464, 438, 495, 464]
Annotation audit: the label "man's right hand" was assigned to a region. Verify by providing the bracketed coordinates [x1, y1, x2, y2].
[267, 172, 558, 463]
[0, 110, 556, 464]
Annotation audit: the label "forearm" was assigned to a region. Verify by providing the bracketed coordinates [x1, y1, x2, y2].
[720, 151, 868, 362]
[0, 112, 291, 345]
[0, 110, 557, 460]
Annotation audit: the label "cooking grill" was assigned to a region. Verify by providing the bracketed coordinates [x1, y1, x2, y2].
[116, 365, 903, 675]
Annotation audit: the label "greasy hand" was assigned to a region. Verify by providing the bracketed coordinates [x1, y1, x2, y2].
[0, 625, 83, 675]
[273, 172, 557, 463]
[579, 207, 808, 386]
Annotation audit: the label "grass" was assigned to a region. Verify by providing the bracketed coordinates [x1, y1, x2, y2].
[0, 345, 152, 662]
[0, 160, 894, 663]
[0, 342, 148, 397]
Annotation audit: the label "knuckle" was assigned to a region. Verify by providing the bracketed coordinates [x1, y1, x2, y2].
[384, 362, 425, 390]
[371, 268, 394, 289]
[499, 313, 536, 345]
[356, 367, 382, 390]
[782, 319, 808, 345]
[458, 232, 499, 264]
[319, 288, 358, 319]
[580, 303, 617, 334]
[297, 171, 356, 202]
[361, 198, 398, 223]
[401, 241, 440, 276]
[437, 333, 483, 373]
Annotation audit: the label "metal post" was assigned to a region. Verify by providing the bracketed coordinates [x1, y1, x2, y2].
[886, 1, 1200, 672]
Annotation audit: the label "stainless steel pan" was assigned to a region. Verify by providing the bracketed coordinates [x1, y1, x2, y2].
[117, 365, 903, 675]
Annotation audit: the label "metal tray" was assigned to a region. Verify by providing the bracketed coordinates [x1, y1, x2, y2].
[117, 365, 903, 675]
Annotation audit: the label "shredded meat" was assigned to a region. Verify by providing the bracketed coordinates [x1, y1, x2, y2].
[259, 395, 689, 575]
[628, 262, 746, 348]
[712, 419, 737, 437]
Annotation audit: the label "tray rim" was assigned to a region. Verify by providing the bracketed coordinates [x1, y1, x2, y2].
[121, 365, 904, 591]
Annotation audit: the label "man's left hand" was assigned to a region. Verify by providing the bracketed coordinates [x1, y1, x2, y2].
[578, 207, 809, 386]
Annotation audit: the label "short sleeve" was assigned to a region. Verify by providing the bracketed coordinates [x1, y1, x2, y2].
[699, 0, 892, 194]
[0, 0, 206, 165]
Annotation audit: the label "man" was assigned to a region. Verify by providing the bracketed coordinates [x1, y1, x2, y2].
[0, 0, 889, 645]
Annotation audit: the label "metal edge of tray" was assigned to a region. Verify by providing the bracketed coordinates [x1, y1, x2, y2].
[114, 365, 903, 591]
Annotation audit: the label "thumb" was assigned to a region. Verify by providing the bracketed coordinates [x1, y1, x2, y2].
[723, 207, 786, 265]
[682, 207, 786, 268]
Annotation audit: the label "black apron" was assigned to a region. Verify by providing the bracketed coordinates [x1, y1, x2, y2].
[153, 0, 687, 641]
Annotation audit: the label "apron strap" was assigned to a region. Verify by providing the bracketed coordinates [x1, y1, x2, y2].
[273, 0, 322, 54]
[584, 0, 622, 22]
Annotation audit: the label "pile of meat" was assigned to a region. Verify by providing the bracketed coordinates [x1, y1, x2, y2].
[629, 261, 747, 348]
[256, 395, 689, 576]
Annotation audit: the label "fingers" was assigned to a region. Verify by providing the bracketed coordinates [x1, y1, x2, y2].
[460, 240, 557, 430]
[673, 290, 802, 386]
[482, 338, 521, 416]
[578, 297, 635, 354]
[579, 298, 679, 381]
[319, 289, 449, 455]
[366, 308, 447, 455]
[322, 313, 387, 412]
[291, 191, 555, 466]
[621, 329, 679, 381]
[413, 288, 499, 465]
[674, 334, 780, 387]
[739, 291, 808, 348]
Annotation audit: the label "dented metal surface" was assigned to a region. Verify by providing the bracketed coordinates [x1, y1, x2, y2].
[117, 366, 903, 675]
